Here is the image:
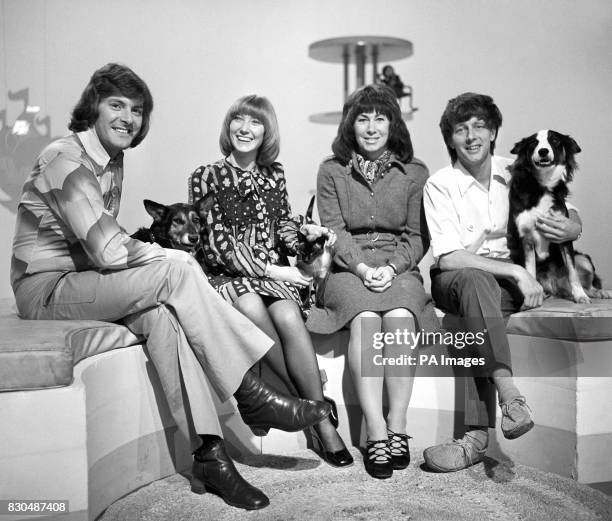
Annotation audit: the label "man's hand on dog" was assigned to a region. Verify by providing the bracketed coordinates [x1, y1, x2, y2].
[515, 268, 545, 309]
[299, 224, 337, 246]
[266, 264, 313, 287]
[536, 212, 581, 243]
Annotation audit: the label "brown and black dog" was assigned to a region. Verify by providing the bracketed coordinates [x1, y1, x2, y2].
[131, 194, 215, 254]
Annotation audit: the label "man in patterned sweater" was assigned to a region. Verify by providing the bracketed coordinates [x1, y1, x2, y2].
[10, 63, 330, 510]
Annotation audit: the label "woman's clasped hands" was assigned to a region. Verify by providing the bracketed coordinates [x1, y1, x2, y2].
[357, 263, 395, 293]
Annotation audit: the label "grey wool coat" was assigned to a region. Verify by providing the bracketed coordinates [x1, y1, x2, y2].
[306, 153, 439, 334]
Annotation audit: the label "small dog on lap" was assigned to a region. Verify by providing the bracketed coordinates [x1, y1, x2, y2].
[507, 129, 609, 303]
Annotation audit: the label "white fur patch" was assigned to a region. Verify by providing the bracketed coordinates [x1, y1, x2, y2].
[536, 164, 567, 190]
[515, 193, 553, 260]
[531, 130, 568, 189]
[515, 193, 554, 236]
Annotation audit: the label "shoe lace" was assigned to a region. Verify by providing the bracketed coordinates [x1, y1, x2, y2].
[366, 440, 390, 464]
[450, 433, 486, 467]
[500, 396, 531, 422]
[387, 429, 411, 456]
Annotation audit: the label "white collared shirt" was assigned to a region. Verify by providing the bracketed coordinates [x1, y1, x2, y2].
[423, 156, 513, 262]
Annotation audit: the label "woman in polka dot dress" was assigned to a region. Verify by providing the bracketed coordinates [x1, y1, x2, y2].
[189, 95, 352, 468]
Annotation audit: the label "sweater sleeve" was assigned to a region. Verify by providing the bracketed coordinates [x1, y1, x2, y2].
[274, 164, 305, 256]
[316, 160, 365, 274]
[39, 153, 165, 270]
[387, 162, 430, 273]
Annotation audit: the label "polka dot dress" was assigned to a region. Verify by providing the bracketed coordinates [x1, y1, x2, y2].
[189, 159, 308, 311]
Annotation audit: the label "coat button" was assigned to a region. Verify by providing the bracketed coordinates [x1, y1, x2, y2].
[370, 192, 374, 197]
[467, 224, 474, 231]
[370, 215, 374, 219]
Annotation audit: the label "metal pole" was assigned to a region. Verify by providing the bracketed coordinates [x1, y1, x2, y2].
[355, 43, 366, 88]
[372, 44, 379, 84]
[342, 45, 349, 102]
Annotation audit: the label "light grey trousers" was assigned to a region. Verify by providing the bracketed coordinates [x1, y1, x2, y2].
[14, 259, 273, 451]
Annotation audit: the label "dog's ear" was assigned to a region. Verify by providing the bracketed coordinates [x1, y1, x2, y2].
[195, 192, 216, 220]
[561, 134, 581, 155]
[143, 199, 169, 222]
[305, 195, 316, 224]
[510, 136, 530, 155]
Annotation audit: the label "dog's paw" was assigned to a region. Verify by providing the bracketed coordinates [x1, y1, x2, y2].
[587, 288, 612, 299]
[572, 292, 591, 304]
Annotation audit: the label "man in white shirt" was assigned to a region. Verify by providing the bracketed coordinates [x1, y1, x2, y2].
[422, 92, 581, 472]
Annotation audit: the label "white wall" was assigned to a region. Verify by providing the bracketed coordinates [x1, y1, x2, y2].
[1, 0, 611, 300]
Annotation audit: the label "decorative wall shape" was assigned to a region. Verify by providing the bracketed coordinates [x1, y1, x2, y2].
[0, 88, 57, 213]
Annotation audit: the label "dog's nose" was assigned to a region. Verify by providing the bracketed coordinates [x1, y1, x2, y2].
[538, 148, 550, 157]
[188, 234, 199, 244]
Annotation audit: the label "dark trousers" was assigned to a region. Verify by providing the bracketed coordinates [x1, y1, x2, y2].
[431, 267, 523, 428]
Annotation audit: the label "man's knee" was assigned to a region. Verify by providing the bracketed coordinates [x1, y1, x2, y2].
[453, 268, 500, 299]
[125, 302, 178, 336]
[157, 258, 203, 290]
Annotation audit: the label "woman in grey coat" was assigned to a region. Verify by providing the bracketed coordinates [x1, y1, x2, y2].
[307, 84, 438, 479]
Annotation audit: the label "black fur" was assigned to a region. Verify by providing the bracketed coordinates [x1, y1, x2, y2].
[131, 194, 215, 254]
[295, 195, 328, 269]
[507, 130, 584, 301]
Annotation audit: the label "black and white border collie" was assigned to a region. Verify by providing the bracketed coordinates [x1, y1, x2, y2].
[507, 129, 589, 303]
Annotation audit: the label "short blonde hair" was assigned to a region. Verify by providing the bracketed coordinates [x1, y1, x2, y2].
[219, 95, 280, 166]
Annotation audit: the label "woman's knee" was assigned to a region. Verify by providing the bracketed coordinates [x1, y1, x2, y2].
[233, 293, 268, 319]
[349, 311, 382, 335]
[382, 308, 414, 320]
[382, 308, 415, 332]
[269, 300, 304, 331]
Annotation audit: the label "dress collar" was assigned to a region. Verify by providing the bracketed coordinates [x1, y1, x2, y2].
[223, 157, 277, 197]
[348, 151, 407, 176]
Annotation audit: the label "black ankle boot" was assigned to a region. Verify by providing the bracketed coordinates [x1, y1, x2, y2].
[191, 438, 269, 510]
[234, 371, 331, 432]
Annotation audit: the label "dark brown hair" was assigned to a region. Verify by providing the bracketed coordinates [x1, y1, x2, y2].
[332, 84, 413, 164]
[69, 63, 153, 148]
[439, 92, 502, 163]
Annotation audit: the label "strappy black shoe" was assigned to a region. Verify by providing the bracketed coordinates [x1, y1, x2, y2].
[363, 439, 393, 479]
[387, 428, 412, 470]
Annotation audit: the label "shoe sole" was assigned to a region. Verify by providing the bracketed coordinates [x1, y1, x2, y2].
[311, 448, 355, 468]
[247, 408, 330, 433]
[423, 454, 483, 473]
[191, 482, 269, 510]
[503, 420, 534, 440]
[363, 462, 393, 479]
[365, 469, 393, 479]
[391, 462, 410, 470]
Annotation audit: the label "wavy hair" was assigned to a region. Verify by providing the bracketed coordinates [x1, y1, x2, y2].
[219, 95, 280, 167]
[439, 92, 502, 163]
[68, 63, 153, 148]
[331, 84, 413, 164]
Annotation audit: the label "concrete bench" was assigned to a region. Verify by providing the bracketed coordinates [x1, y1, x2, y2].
[263, 298, 612, 494]
[2, 297, 612, 521]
